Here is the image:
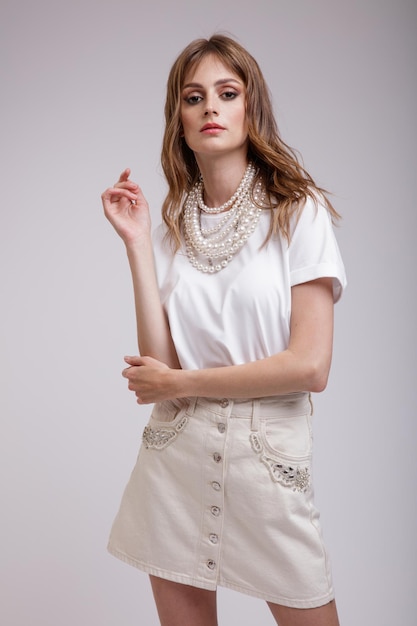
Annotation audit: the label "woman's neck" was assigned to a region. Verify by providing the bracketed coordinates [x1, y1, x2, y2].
[196, 155, 249, 210]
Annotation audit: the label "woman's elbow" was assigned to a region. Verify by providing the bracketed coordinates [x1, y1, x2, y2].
[305, 360, 331, 393]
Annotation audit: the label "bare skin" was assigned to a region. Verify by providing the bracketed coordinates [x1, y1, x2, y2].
[267, 598, 340, 626]
[150, 576, 340, 626]
[150, 577, 218, 626]
[101, 169, 180, 369]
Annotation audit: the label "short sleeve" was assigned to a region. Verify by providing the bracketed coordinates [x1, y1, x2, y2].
[289, 196, 347, 302]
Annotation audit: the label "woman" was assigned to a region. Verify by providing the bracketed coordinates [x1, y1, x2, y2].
[101, 34, 346, 626]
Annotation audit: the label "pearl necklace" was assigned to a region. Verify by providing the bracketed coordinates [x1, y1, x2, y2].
[183, 163, 265, 274]
[197, 161, 256, 214]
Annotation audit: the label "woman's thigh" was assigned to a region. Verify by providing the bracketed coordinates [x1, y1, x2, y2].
[267, 599, 340, 626]
[149, 575, 218, 626]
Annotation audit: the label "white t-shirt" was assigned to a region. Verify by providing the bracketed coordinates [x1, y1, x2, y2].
[153, 196, 346, 371]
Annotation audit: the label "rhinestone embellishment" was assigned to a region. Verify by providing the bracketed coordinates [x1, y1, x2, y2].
[261, 456, 310, 492]
[142, 416, 188, 450]
[249, 432, 310, 492]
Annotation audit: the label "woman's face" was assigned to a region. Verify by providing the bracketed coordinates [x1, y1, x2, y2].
[180, 54, 248, 162]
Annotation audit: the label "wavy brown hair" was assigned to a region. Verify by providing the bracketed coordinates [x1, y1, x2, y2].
[161, 34, 339, 250]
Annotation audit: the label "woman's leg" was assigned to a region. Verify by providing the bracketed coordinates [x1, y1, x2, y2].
[149, 575, 218, 626]
[267, 599, 340, 626]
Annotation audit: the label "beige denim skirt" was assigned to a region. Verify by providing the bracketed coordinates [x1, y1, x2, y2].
[107, 393, 335, 609]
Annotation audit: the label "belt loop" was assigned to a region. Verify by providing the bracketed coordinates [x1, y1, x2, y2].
[187, 396, 197, 415]
[251, 399, 260, 431]
[308, 393, 314, 416]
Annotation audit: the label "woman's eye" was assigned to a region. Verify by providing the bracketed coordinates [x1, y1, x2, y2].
[221, 91, 237, 99]
[185, 95, 203, 104]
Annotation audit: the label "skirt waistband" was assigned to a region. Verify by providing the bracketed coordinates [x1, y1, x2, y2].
[186, 393, 312, 423]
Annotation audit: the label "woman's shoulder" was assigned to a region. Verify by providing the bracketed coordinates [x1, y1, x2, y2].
[288, 190, 331, 236]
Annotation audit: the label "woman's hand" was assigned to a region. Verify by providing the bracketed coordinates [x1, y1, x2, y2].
[101, 168, 151, 245]
[122, 355, 181, 404]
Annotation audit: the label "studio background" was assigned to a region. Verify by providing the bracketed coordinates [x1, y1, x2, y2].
[1, 1, 415, 624]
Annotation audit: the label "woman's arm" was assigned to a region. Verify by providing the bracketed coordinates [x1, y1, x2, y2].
[123, 277, 334, 403]
[101, 169, 180, 369]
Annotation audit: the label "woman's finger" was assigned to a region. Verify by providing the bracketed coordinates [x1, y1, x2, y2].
[117, 168, 131, 183]
[102, 187, 137, 204]
[114, 180, 138, 193]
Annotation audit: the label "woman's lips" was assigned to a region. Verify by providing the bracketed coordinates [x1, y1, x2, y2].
[200, 123, 225, 133]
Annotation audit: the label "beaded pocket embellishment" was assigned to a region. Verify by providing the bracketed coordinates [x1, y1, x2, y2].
[142, 415, 188, 450]
[249, 432, 310, 492]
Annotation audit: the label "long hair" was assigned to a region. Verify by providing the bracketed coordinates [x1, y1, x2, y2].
[161, 34, 339, 250]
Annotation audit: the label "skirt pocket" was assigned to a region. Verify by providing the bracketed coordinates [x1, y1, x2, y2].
[250, 414, 312, 492]
[142, 399, 189, 450]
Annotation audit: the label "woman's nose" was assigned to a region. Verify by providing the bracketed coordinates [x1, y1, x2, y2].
[204, 103, 218, 116]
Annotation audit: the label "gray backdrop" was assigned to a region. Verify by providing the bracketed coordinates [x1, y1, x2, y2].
[1, 0, 416, 624]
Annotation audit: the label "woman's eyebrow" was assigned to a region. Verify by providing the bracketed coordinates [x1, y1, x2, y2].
[182, 78, 241, 90]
